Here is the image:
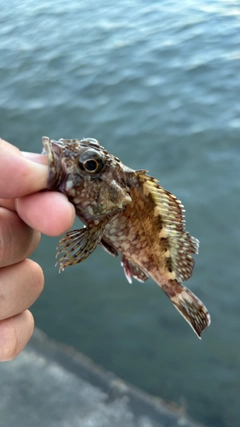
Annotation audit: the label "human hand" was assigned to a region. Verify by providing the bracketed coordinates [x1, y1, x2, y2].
[0, 138, 75, 361]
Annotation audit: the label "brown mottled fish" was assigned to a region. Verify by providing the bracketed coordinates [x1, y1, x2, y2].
[42, 136, 211, 338]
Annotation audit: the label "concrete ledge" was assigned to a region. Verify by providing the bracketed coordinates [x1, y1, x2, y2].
[0, 328, 204, 427]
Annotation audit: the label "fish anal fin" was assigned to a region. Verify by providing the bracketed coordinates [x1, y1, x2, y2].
[56, 225, 104, 272]
[121, 256, 149, 284]
[100, 239, 118, 257]
[162, 280, 211, 338]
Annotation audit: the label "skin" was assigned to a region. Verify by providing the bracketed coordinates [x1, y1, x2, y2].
[0, 138, 75, 361]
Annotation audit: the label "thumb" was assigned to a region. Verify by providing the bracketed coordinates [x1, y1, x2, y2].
[0, 138, 48, 198]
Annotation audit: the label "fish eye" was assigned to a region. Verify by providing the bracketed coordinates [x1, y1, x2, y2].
[83, 159, 98, 172]
[79, 149, 105, 174]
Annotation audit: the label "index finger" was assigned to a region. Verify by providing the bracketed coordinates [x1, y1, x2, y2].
[0, 138, 48, 198]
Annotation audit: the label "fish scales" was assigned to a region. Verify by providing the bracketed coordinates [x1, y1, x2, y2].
[42, 136, 211, 338]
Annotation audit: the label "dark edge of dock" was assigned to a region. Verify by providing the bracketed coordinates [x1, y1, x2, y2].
[4, 327, 204, 427]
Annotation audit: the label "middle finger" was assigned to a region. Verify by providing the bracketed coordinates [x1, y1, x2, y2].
[0, 258, 44, 321]
[0, 208, 40, 268]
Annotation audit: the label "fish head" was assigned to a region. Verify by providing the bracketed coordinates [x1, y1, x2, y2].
[42, 136, 132, 220]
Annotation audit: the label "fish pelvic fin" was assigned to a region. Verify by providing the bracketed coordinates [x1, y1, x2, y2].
[56, 224, 104, 272]
[162, 281, 211, 338]
[100, 238, 118, 257]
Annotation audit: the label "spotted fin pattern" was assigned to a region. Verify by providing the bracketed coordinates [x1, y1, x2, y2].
[56, 225, 104, 272]
[121, 256, 149, 284]
[166, 282, 211, 338]
[138, 172, 199, 282]
[136, 173, 210, 337]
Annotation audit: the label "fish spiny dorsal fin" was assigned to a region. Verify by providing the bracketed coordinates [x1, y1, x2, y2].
[137, 172, 199, 282]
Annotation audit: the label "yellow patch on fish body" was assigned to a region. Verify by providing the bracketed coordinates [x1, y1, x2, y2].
[43, 136, 210, 338]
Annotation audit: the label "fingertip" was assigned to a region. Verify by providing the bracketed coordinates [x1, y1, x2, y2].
[21, 152, 48, 165]
[27, 259, 45, 300]
[0, 310, 35, 361]
[0, 139, 49, 197]
[25, 310, 35, 336]
[0, 259, 45, 321]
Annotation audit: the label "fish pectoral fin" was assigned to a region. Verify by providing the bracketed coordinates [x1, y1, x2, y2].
[56, 226, 103, 272]
[162, 281, 211, 338]
[100, 239, 118, 257]
[121, 256, 149, 284]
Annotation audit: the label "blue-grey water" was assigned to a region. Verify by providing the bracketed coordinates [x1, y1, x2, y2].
[1, 1, 240, 426]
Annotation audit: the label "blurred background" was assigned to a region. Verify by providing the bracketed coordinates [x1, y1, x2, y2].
[0, 1, 240, 426]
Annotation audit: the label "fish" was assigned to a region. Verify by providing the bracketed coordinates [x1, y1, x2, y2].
[42, 136, 211, 338]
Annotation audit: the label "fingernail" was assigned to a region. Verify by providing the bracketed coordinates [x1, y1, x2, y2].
[21, 152, 48, 165]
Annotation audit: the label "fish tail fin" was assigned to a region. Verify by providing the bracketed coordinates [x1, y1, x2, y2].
[163, 281, 211, 338]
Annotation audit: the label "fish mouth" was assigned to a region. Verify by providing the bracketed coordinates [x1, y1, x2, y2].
[42, 136, 64, 190]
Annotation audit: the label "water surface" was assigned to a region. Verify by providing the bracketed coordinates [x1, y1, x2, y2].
[1, 1, 240, 426]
